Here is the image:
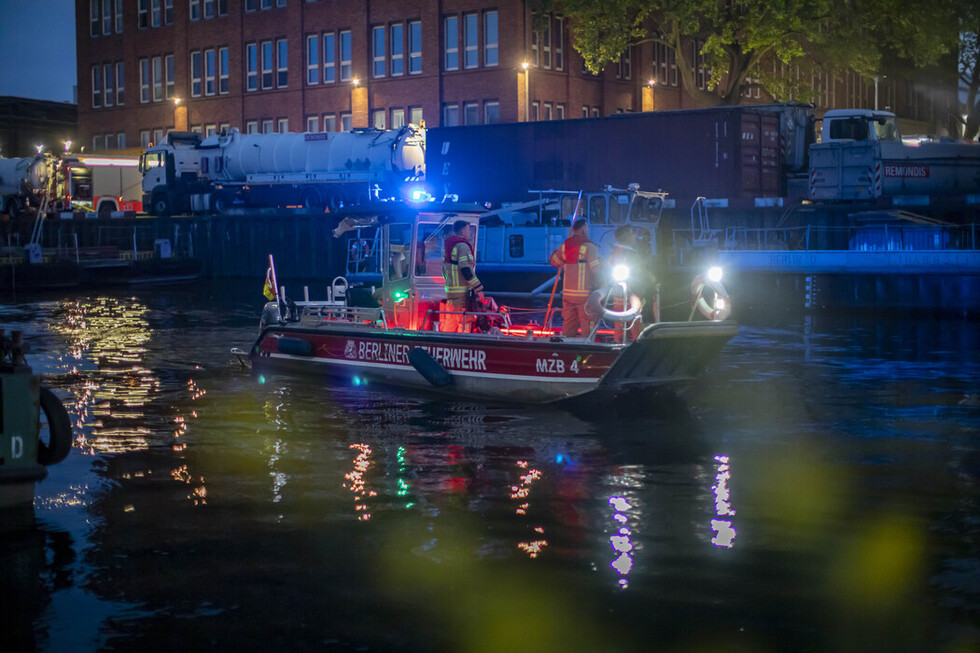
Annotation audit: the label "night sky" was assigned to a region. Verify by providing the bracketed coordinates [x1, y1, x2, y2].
[0, 0, 77, 103]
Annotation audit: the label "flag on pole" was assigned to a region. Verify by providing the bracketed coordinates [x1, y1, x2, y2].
[263, 266, 276, 300]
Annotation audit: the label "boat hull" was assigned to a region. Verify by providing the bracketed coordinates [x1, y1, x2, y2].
[249, 320, 737, 404]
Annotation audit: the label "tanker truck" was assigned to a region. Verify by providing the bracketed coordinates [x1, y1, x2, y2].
[0, 154, 51, 218]
[139, 124, 426, 216]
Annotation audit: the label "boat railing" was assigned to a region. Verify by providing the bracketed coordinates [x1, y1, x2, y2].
[672, 222, 979, 263]
[298, 303, 388, 329]
[423, 308, 513, 333]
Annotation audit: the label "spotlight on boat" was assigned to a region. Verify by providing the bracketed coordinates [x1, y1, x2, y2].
[708, 266, 723, 283]
[612, 264, 630, 282]
[409, 188, 431, 202]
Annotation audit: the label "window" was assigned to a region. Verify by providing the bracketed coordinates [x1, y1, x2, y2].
[391, 108, 405, 128]
[218, 0, 227, 16]
[165, 54, 175, 99]
[116, 62, 125, 104]
[556, 103, 565, 120]
[138, 0, 147, 28]
[204, 0, 215, 18]
[531, 101, 539, 121]
[390, 23, 404, 76]
[261, 41, 273, 89]
[306, 34, 319, 84]
[484, 101, 499, 124]
[617, 46, 631, 80]
[277, 118, 288, 133]
[139, 58, 149, 102]
[152, 55, 162, 102]
[554, 17, 564, 70]
[102, 0, 111, 35]
[205, 49, 216, 95]
[219, 122, 229, 134]
[341, 113, 352, 131]
[277, 39, 288, 87]
[543, 102, 552, 121]
[464, 14, 478, 68]
[245, 0, 255, 10]
[530, 28, 539, 67]
[91, 0, 99, 37]
[91, 66, 102, 108]
[443, 103, 459, 126]
[115, 0, 123, 33]
[191, 50, 202, 96]
[323, 32, 336, 82]
[464, 102, 478, 125]
[105, 133, 116, 150]
[306, 115, 318, 131]
[246, 120, 258, 134]
[592, 107, 600, 118]
[484, 11, 498, 67]
[261, 0, 271, 8]
[372, 26, 385, 77]
[206, 124, 217, 136]
[262, 119, 274, 133]
[444, 16, 458, 70]
[582, 105, 589, 118]
[151, 0, 161, 28]
[340, 31, 351, 81]
[246, 43, 258, 91]
[190, 0, 200, 20]
[323, 114, 336, 132]
[93, 135, 103, 152]
[153, 128, 163, 145]
[410, 106, 423, 124]
[409, 21, 421, 74]
[140, 130, 151, 147]
[117, 132, 126, 148]
[373, 109, 386, 129]
[541, 19, 551, 69]
[219, 47, 229, 93]
[164, 0, 173, 24]
[692, 39, 708, 90]
[104, 63, 113, 107]
[191, 124, 203, 133]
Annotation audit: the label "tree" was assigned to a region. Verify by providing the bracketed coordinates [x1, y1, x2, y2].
[553, 0, 961, 107]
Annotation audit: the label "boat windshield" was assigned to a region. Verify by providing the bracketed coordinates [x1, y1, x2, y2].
[414, 223, 446, 278]
[630, 195, 664, 222]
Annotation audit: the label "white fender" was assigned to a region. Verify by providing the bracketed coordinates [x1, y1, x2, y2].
[691, 275, 732, 321]
[586, 286, 643, 321]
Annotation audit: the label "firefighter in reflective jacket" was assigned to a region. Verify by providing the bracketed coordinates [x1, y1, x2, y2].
[442, 219, 484, 332]
[549, 218, 601, 337]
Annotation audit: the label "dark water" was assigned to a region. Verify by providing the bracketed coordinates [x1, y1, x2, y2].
[2, 281, 979, 652]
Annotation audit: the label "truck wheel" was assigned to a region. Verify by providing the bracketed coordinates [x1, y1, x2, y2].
[300, 188, 324, 211]
[98, 202, 114, 218]
[327, 190, 346, 212]
[5, 198, 21, 219]
[212, 192, 231, 214]
[152, 194, 171, 217]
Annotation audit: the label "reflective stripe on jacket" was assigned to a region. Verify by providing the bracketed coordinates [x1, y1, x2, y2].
[443, 238, 482, 299]
[549, 235, 600, 299]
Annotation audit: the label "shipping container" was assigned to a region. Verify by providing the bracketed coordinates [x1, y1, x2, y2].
[428, 105, 786, 207]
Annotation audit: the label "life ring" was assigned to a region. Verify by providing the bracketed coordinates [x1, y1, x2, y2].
[586, 286, 643, 321]
[691, 275, 732, 321]
[38, 386, 72, 466]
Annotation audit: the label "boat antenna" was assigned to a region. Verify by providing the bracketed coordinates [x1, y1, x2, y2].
[543, 190, 584, 329]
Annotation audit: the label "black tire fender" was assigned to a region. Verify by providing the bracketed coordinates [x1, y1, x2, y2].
[38, 386, 72, 466]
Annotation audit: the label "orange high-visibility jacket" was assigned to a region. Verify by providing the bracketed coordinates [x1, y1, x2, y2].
[549, 234, 601, 300]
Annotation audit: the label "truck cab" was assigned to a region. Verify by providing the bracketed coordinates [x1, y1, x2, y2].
[138, 132, 206, 216]
[820, 109, 902, 144]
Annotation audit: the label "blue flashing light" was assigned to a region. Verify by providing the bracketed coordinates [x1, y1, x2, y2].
[410, 188, 431, 202]
[258, 375, 266, 384]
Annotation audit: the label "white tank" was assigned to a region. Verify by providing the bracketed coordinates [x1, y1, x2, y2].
[0, 155, 50, 195]
[212, 125, 425, 182]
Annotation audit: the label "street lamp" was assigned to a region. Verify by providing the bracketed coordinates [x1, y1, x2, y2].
[648, 78, 657, 111]
[521, 61, 530, 122]
[352, 78, 360, 87]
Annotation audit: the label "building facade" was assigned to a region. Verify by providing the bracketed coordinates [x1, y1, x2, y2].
[75, 0, 955, 154]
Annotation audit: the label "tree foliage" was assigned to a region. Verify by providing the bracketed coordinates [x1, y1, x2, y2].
[553, 0, 962, 107]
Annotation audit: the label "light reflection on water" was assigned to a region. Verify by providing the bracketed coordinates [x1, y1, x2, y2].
[1, 283, 978, 651]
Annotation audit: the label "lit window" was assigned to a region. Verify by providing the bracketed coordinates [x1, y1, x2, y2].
[372, 109, 386, 129]
[391, 108, 405, 128]
[410, 106, 423, 124]
[444, 16, 458, 71]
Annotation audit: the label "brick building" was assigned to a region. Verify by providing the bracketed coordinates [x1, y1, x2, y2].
[76, 0, 955, 153]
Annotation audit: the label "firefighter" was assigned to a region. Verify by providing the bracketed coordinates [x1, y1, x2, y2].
[550, 218, 602, 337]
[442, 220, 484, 332]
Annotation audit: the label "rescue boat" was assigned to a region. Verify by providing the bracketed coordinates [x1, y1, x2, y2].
[246, 202, 737, 405]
